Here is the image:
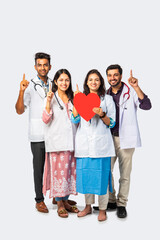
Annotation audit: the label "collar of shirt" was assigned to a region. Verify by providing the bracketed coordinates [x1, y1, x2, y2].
[110, 82, 124, 96]
[37, 75, 49, 92]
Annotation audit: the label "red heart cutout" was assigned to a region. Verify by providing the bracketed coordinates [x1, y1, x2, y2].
[73, 93, 101, 121]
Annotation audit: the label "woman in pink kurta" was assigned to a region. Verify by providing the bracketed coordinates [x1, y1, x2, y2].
[42, 69, 79, 218]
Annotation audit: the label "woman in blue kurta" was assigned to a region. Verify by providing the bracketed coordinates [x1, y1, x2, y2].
[71, 69, 116, 221]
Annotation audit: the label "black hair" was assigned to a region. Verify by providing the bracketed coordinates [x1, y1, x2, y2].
[52, 69, 73, 101]
[106, 64, 123, 75]
[35, 52, 51, 65]
[83, 69, 106, 98]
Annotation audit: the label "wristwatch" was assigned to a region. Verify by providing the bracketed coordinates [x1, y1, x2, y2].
[99, 112, 106, 118]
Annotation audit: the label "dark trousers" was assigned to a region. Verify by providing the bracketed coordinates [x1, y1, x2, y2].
[30, 142, 45, 203]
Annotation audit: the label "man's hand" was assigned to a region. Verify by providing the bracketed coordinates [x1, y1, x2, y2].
[47, 83, 54, 102]
[128, 70, 138, 88]
[20, 74, 29, 91]
[92, 107, 103, 117]
[128, 70, 145, 100]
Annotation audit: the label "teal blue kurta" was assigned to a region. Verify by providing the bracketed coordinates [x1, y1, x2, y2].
[76, 157, 113, 195]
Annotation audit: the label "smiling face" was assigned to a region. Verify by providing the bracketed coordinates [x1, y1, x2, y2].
[55, 73, 70, 92]
[107, 69, 122, 87]
[34, 58, 51, 78]
[87, 73, 101, 93]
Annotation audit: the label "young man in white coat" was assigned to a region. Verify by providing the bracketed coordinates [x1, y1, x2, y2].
[93, 64, 151, 218]
[15, 52, 52, 213]
[15, 53, 76, 213]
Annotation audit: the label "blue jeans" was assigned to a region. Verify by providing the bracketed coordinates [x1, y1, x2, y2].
[55, 195, 69, 202]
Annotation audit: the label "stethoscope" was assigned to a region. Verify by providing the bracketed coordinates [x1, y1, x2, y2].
[107, 82, 130, 107]
[31, 79, 48, 98]
[54, 92, 64, 110]
[31, 79, 72, 111]
[54, 93, 74, 113]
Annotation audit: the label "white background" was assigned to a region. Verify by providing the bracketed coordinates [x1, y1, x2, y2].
[1, 0, 160, 239]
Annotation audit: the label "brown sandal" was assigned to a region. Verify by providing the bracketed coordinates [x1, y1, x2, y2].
[65, 205, 79, 213]
[77, 210, 92, 217]
[57, 208, 68, 218]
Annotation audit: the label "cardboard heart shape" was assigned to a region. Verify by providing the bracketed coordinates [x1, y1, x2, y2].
[73, 93, 101, 121]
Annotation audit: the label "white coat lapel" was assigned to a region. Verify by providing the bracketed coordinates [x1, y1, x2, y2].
[119, 84, 130, 126]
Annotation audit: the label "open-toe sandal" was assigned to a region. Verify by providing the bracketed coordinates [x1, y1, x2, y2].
[57, 208, 68, 218]
[77, 209, 92, 217]
[65, 205, 79, 213]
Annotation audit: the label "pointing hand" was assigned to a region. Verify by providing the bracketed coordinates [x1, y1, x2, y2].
[128, 70, 138, 88]
[20, 74, 29, 91]
[47, 83, 54, 102]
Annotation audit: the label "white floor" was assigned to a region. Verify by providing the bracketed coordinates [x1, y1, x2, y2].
[1, 168, 159, 240]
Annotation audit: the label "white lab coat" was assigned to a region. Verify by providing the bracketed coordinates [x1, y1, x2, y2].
[43, 92, 77, 153]
[24, 76, 52, 142]
[118, 84, 142, 149]
[74, 94, 116, 158]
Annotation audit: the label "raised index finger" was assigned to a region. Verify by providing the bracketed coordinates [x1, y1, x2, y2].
[130, 70, 133, 78]
[23, 73, 25, 81]
[76, 84, 79, 92]
[49, 83, 52, 92]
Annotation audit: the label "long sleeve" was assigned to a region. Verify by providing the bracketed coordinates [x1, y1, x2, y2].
[42, 109, 53, 124]
[138, 94, 152, 110]
[105, 95, 116, 121]
[105, 96, 116, 129]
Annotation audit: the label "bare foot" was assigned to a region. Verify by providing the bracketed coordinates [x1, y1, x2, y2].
[98, 210, 107, 221]
[77, 205, 92, 217]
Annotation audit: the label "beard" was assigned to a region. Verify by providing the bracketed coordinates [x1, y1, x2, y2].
[109, 79, 121, 87]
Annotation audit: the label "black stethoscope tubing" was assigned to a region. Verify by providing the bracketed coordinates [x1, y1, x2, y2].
[54, 93, 64, 110]
[31, 79, 72, 110]
[31, 79, 45, 92]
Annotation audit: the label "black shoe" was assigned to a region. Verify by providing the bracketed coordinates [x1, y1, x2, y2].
[93, 202, 117, 211]
[117, 206, 127, 218]
[93, 206, 99, 211]
[107, 202, 117, 210]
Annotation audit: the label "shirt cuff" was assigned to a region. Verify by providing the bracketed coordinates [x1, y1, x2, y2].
[107, 117, 116, 129]
[138, 94, 148, 103]
[44, 108, 53, 116]
[71, 112, 81, 124]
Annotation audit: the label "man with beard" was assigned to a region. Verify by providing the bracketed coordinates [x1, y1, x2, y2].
[15, 52, 76, 213]
[94, 64, 151, 218]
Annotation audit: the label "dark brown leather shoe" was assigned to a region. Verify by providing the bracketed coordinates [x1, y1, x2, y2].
[36, 201, 49, 213]
[52, 198, 77, 205]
